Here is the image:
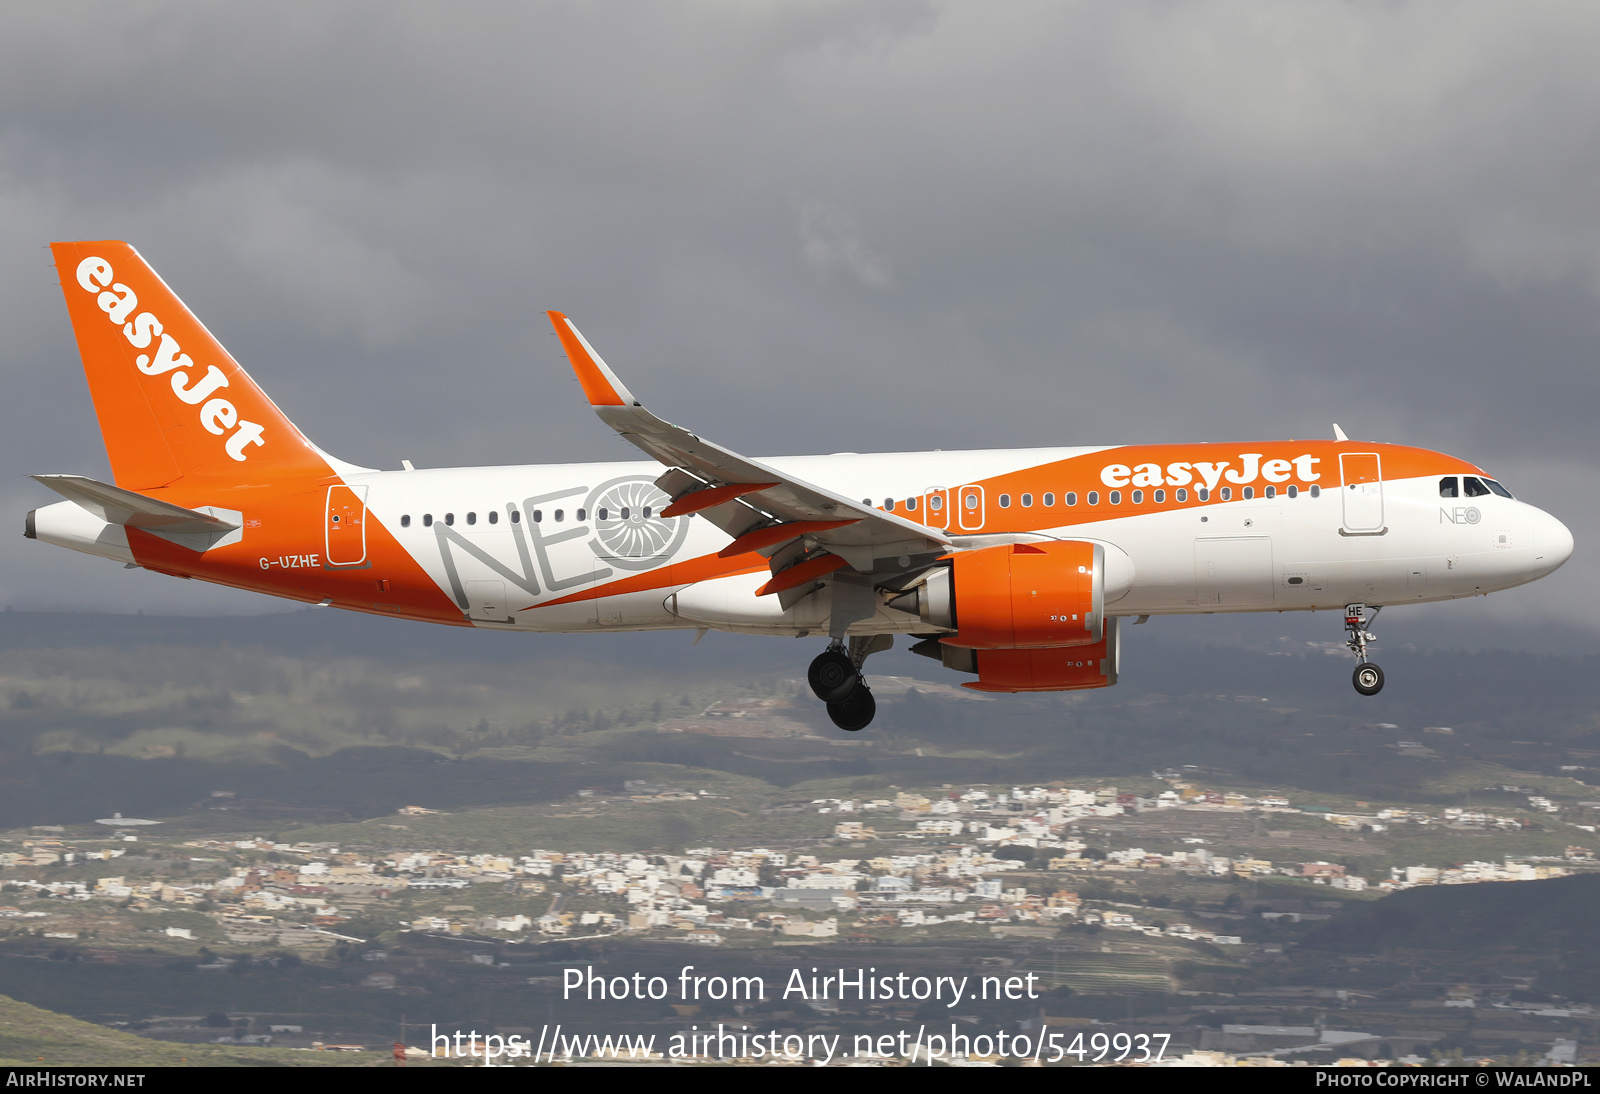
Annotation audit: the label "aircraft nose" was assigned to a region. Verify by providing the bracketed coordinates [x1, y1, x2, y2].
[1534, 507, 1574, 574]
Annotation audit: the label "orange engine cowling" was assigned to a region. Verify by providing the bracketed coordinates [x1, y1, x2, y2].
[895, 540, 1105, 649]
[965, 619, 1120, 692]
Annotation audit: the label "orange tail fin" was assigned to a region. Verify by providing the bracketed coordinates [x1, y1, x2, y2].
[50, 241, 332, 490]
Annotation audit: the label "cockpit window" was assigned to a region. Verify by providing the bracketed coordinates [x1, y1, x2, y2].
[1483, 478, 1513, 498]
[1439, 477, 1458, 498]
[1463, 476, 1491, 498]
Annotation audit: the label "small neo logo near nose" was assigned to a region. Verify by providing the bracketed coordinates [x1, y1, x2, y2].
[1439, 507, 1481, 525]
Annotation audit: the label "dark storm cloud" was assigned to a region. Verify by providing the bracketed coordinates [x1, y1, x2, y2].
[1, 2, 1595, 625]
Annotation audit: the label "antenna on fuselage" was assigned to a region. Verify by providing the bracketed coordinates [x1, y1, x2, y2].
[1332, 423, 1349, 442]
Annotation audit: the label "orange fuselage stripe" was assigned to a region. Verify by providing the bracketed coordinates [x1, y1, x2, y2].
[124, 479, 468, 625]
[878, 441, 1482, 535]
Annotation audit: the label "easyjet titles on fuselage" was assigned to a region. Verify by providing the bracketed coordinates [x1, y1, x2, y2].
[1099, 454, 1322, 492]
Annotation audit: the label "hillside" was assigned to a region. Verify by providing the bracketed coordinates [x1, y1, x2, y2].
[1298, 874, 1600, 1000]
[0, 992, 373, 1067]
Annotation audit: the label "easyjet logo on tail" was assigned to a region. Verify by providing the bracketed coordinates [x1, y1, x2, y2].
[74, 257, 266, 462]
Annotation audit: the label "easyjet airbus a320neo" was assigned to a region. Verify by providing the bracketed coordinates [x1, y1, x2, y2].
[27, 241, 1575, 729]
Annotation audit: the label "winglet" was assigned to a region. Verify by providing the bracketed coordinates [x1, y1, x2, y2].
[1332, 423, 1349, 442]
[547, 311, 636, 407]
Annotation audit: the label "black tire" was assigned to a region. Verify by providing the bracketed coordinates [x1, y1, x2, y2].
[808, 650, 860, 702]
[826, 686, 876, 732]
[1352, 663, 1384, 696]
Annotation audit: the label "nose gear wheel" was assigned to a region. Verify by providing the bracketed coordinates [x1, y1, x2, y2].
[1353, 663, 1385, 696]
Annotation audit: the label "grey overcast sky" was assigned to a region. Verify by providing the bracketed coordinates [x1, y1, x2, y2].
[2, 2, 1596, 634]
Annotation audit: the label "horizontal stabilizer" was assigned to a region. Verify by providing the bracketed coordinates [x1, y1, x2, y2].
[31, 474, 240, 535]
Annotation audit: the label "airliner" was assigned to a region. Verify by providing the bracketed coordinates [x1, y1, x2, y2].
[26, 241, 1574, 730]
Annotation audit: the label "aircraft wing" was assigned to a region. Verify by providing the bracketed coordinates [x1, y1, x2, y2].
[548, 312, 950, 584]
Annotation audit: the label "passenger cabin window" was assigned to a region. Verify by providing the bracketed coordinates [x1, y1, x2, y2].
[998, 494, 1011, 508]
[929, 496, 943, 512]
[1287, 485, 1298, 498]
[444, 513, 454, 526]
[576, 508, 587, 521]
[1463, 476, 1491, 498]
[1043, 492, 1055, 506]
[532, 510, 542, 522]
[401, 514, 411, 528]
[1242, 487, 1254, 500]
[1219, 488, 1231, 501]
[1439, 477, 1459, 498]
[1065, 492, 1077, 506]
[884, 498, 895, 510]
[488, 510, 499, 524]
[598, 507, 609, 520]
[466, 512, 476, 525]
[1310, 485, 1321, 497]
[1176, 488, 1187, 502]
[1109, 490, 1121, 504]
[554, 509, 564, 522]
[1197, 488, 1209, 501]
[906, 497, 917, 511]
[1021, 493, 1033, 507]
[423, 514, 433, 527]
[510, 510, 521, 523]
[1131, 490, 1143, 504]
[1154, 489, 1166, 503]
[1263, 486, 1274, 499]
[1087, 491, 1098, 505]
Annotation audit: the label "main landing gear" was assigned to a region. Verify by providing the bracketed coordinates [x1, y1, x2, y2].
[1344, 603, 1384, 697]
[808, 636, 890, 731]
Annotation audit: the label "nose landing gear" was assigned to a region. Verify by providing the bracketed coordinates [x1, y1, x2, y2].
[807, 635, 891, 731]
[1345, 603, 1384, 696]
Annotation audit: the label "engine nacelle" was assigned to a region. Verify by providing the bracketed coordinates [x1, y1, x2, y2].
[896, 540, 1106, 649]
[966, 618, 1121, 693]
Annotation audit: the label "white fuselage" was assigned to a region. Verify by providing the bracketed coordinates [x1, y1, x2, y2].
[331, 446, 1571, 636]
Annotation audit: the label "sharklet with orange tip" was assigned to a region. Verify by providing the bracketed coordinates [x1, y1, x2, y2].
[661, 482, 779, 518]
[755, 554, 849, 597]
[548, 310, 632, 407]
[718, 519, 858, 558]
